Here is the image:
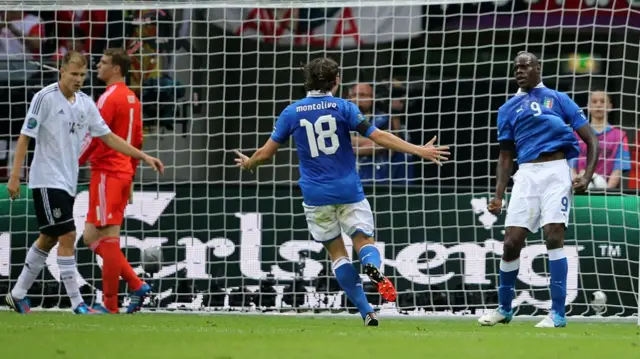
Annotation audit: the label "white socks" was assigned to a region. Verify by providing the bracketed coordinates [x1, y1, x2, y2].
[57, 256, 84, 309]
[11, 244, 48, 299]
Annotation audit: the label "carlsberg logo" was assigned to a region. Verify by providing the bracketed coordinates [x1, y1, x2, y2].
[35, 191, 581, 310]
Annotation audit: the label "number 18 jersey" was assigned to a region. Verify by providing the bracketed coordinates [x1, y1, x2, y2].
[271, 92, 378, 206]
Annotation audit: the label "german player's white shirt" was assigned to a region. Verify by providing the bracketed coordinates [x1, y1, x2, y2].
[20, 83, 112, 196]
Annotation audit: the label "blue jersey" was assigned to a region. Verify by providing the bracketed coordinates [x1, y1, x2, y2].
[497, 85, 588, 164]
[271, 92, 378, 206]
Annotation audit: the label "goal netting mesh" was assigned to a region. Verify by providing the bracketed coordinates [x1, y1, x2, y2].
[0, 0, 638, 321]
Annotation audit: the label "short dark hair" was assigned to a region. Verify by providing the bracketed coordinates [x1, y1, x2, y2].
[303, 57, 339, 92]
[104, 48, 131, 78]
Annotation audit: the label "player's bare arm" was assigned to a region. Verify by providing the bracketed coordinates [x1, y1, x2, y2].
[351, 135, 381, 157]
[234, 139, 281, 173]
[6, 134, 30, 200]
[98, 132, 165, 174]
[573, 125, 600, 193]
[368, 130, 450, 166]
[489, 144, 515, 215]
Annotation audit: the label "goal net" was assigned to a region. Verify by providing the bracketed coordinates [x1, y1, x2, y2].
[0, 0, 638, 322]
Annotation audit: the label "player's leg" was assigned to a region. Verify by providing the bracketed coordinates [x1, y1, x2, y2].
[46, 188, 102, 314]
[478, 226, 530, 326]
[5, 233, 57, 313]
[6, 187, 61, 313]
[84, 172, 148, 314]
[339, 199, 396, 302]
[323, 237, 378, 326]
[303, 203, 376, 325]
[535, 164, 572, 328]
[479, 168, 539, 326]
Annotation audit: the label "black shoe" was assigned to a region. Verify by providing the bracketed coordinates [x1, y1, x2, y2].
[364, 312, 379, 326]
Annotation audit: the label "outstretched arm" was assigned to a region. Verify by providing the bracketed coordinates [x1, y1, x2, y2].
[98, 133, 164, 174]
[234, 139, 281, 173]
[368, 129, 449, 166]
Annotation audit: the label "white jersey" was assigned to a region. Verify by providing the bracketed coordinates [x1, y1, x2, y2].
[20, 83, 112, 196]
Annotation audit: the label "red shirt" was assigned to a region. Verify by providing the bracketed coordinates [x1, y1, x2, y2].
[79, 83, 143, 179]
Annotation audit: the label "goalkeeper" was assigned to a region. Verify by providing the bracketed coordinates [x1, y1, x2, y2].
[79, 48, 151, 314]
[234, 57, 449, 326]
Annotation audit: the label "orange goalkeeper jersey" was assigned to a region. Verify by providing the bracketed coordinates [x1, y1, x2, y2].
[79, 82, 143, 179]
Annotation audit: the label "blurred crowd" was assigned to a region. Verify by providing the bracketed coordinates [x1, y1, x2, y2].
[0, 10, 190, 131]
[1, 10, 639, 190]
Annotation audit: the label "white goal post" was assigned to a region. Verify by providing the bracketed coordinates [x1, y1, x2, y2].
[0, 0, 638, 324]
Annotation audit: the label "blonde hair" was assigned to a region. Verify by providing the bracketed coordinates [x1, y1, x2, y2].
[62, 51, 87, 68]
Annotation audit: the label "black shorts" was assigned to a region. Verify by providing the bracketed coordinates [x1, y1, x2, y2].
[32, 188, 76, 237]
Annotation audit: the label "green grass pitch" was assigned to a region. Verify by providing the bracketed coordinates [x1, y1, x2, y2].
[0, 312, 638, 359]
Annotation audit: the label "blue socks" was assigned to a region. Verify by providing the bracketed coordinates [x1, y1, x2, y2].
[498, 249, 567, 318]
[358, 244, 382, 268]
[498, 258, 520, 312]
[548, 248, 568, 317]
[333, 257, 373, 319]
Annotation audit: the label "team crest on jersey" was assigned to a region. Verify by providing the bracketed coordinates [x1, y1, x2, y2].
[357, 113, 366, 122]
[128, 95, 136, 104]
[543, 98, 553, 109]
[53, 208, 61, 219]
[26, 117, 37, 129]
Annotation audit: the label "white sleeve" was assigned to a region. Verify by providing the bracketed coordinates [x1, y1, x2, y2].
[20, 90, 51, 138]
[87, 97, 112, 137]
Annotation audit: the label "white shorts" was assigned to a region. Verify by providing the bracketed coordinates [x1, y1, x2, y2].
[302, 199, 375, 242]
[505, 159, 572, 233]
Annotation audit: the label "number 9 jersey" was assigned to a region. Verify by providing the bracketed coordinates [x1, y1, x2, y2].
[497, 84, 588, 165]
[271, 91, 377, 207]
[498, 84, 589, 233]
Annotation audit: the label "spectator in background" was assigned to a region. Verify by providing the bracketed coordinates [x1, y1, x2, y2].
[0, 11, 44, 59]
[52, 28, 88, 62]
[349, 83, 391, 182]
[385, 79, 414, 183]
[55, 10, 107, 54]
[349, 82, 414, 184]
[570, 90, 630, 189]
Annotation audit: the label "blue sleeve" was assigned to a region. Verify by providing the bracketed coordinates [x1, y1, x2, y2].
[497, 108, 513, 142]
[613, 143, 632, 171]
[558, 92, 588, 130]
[346, 101, 377, 137]
[271, 107, 292, 144]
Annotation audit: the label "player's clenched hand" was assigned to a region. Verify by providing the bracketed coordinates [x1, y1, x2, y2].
[572, 175, 590, 194]
[143, 155, 165, 175]
[7, 175, 20, 200]
[487, 198, 502, 215]
[418, 136, 450, 166]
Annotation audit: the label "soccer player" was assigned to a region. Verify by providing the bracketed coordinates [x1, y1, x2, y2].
[4, 51, 164, 315]
[233, 58, 450, 326]
[478, 52, 599, 328]
[78, 48, 149, 314]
